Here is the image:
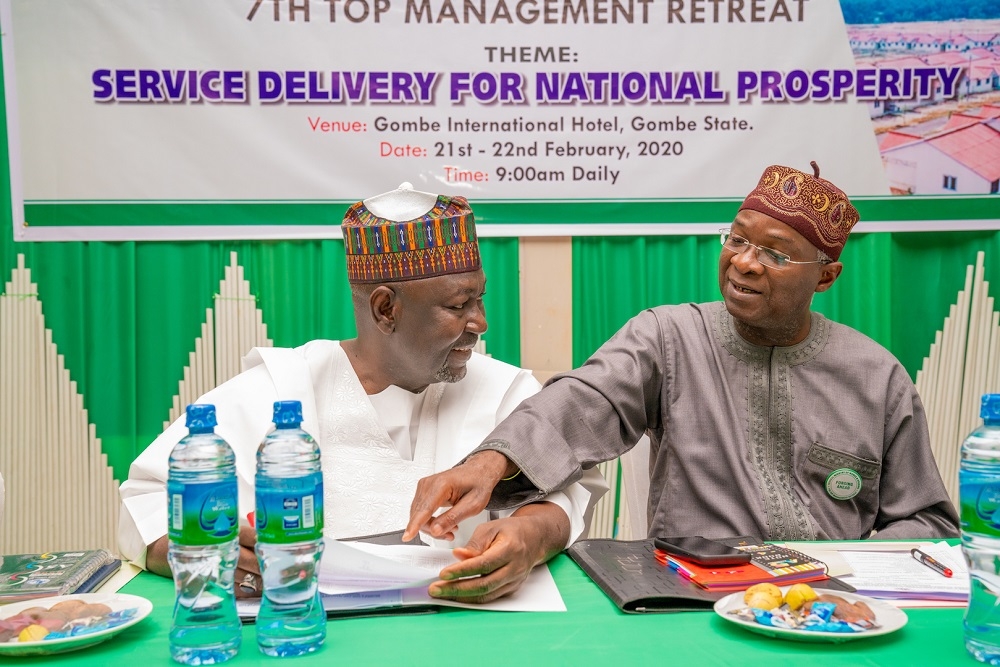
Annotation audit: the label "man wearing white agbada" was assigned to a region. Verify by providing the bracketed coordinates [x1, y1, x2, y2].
[118, 184, 606, 604]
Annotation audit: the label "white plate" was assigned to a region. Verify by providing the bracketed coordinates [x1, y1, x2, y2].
[0, 593, 153, 656]
[714, 587, 908, 643]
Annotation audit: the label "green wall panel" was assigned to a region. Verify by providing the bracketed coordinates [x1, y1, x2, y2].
[572, 235, 721, 370]
[20, 194, 999, 230]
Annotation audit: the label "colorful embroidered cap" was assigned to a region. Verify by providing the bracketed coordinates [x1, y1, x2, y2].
[342, 193, 481, 283]
[738, 162, 859, 261]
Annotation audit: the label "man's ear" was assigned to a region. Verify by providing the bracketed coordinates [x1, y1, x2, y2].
[370, 285, 399, 335]
[814, 261, 843, 294]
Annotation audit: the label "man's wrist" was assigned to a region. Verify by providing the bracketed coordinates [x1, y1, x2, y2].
[511, 502, 570, 564]
[468, 449, 518, 482]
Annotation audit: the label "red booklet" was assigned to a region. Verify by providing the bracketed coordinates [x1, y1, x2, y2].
[657, 544, 828, 592]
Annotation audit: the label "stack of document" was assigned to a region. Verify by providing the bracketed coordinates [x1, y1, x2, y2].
[835, 542, 968, 606]
[237, 538, 566, 620]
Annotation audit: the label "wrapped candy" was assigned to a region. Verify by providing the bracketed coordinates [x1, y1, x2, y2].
[729, 591, 881, 635]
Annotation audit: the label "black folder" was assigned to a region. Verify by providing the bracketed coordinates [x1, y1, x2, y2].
[568, 537, 854, 614]
[567, 539, 724, 613]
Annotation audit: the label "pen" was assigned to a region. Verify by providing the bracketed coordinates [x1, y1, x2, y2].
[911, 548, 953, 578]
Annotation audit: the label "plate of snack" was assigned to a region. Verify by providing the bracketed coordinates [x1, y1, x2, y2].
[714, 583, 907, 643]
[0, 593, 153, 656]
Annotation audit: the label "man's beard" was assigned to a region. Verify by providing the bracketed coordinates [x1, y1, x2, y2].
[433, 334, 478, 383]
[434, 364, 467, 384]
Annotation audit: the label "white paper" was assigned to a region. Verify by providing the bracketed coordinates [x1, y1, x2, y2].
[883, 598, 967, 609]
[318, 540, 446, 594]
[236, 538, 566, 616]
[837, 542, 969, 600]
[401, 564, 566, 612]
[778, 540, 939, 578]
[94, 561, 142, 594]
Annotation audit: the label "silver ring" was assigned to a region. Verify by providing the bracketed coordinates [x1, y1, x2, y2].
[239, 572, 259, 594]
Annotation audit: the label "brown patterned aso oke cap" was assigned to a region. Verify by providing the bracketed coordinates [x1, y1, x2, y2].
[738, 162, 860, 261]
[341, 194, 481, 283]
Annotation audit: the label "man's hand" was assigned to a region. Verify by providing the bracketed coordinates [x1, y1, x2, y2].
[144, 527, 262, 599]
[234, 525, 261, 599]
[426, 501, 569, 604]
[145, 535, 172, 578]
[404, 450, 517, 542]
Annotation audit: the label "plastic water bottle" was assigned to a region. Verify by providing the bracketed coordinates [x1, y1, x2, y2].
[961, 394, 1000, 664]
[255, 400, 326, 656]
[167, 404, 242, 665]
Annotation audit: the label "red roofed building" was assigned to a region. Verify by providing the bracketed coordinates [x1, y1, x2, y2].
[940, 113, 983, 131]
[882, 119, 1000, 195]
[877, 56, 934, 69]
[911, 34, 944, 54]
[879, 130, 923, 151]
[924, 52, 971, 67]
[962, 60, 1000, 96]
[967, 48, 998, 60]
[947, 35, 982, 51]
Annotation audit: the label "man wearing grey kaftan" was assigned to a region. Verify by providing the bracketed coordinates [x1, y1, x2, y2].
[406, 162, 959, 542]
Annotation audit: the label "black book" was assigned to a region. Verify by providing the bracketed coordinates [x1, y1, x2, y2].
[568, 537, 854, 613]
[567, 539, 725, 613]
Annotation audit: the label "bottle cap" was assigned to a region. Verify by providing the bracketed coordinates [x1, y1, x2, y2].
[273, 400, 304, 427]
[185, 403, 217, 431]
[982, 394, 1000, 421]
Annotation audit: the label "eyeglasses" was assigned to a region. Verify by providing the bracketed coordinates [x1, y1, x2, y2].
[719, 229, 829, 270]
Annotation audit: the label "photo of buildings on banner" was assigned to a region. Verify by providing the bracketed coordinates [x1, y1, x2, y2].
[847, 12, 1000, 196]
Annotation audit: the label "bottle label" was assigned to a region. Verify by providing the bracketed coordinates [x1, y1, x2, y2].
[255, 471, 324, 544]
[167, 478, 239, 545]
[960, 474, 1000, 536]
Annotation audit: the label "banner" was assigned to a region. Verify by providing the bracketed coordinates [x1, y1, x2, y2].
[1, 0, 998, 240]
